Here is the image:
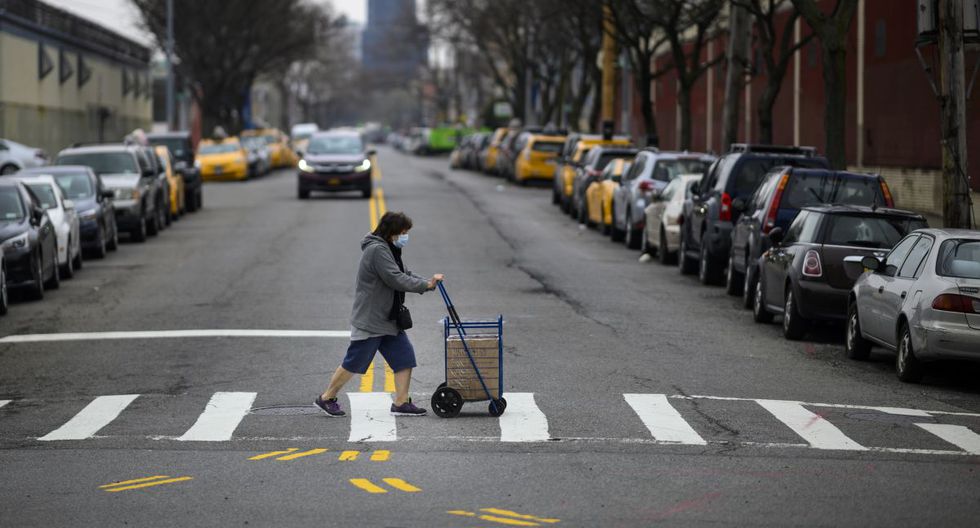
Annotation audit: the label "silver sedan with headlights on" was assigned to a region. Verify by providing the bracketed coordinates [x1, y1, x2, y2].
[845, 228, 980, 382]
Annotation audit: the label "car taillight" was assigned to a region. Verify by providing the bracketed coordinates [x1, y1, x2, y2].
[639, 180, 655, 192]
[931, 294, 980, 314]
[588, 168, 601, 177]
[802, 249, 823, 277]
[719, 192, 732, 222]
[763, 173, 789, 234]
[879, 180, 894, 207]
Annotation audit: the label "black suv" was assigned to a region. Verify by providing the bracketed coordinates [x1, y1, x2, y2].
[678, 144, 830, 283]
[727, 167, 895, 303]
[146, 132, 203, 212]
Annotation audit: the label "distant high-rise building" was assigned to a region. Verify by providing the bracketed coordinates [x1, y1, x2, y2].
[361, 0, 428, 84]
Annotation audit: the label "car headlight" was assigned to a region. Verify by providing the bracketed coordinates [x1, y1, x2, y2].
[298, 159, 315, 173]
[113, 188, 140, 200]
[79, 209, 98, 221]
[355, 159, 372, 173]
[1, 232, 29, 252]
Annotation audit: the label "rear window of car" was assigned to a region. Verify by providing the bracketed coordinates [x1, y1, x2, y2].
[532, 141, 563, 153]
[730, 157, 827, 196]
[596, 153, 632, 171]
[651, 159, 711, 183]
[147, 137, 190, 159]
[56, 152, 139, 175]
[823, 214, 927, 248]
[937, 240, 980, 279]
[0, 187, 25, 220]
[199, 144, 241, 155]
[782, 174, 884, 209]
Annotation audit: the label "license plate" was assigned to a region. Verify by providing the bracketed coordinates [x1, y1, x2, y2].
[328, 178, 340, 185]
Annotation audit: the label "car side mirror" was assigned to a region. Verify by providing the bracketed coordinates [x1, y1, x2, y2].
[732, 197, 747, 212]
[861, 255, 883, 272]
[101, 190, 114, 200]
[367, 149, 377, 156]
[142, 169, 155, 179]
[767, 227, 784, 246]
[32, 207, 45, 224]
[63, 199, 75, 211]
[690, 182, 700, 196]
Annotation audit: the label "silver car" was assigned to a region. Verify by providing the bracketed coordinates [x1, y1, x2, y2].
[0, 138, 47, 174]
[642, 174, 701, 265]
[846, 228, 980, 382]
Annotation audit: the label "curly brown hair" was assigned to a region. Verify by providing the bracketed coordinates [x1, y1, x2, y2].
[372, 211, 413, 242]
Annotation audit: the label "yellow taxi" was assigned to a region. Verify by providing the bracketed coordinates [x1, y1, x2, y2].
[242, 128, 295, 168]
[513, 133, 566, 183]
[481, 128, 508, 174]
[560, 136, 632, 212]
[585, 158, 630, 233]
[197, 138, 249, 181]
[154, 145, 185, 217]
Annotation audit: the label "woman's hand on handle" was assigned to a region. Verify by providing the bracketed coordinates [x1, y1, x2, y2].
[428, 274, 444, 290]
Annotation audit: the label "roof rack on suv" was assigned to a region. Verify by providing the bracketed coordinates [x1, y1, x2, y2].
[729, 143, 817, 156]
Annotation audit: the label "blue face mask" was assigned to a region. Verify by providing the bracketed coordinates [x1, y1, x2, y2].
[394, 233, 409, 248]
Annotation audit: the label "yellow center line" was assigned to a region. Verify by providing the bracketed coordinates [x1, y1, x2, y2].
[383, 362, 395, 393]
[480, 508, 560, 524]
[370, 450, 390, 462]
[103, 477, 193, 493]
[248, 448, 299, 461]
[338, 450, 360, 461]
[448, 510, 478, 517]
[381, 478, 422, 493]
[359, 360, 376, 392]
[276, 448, 328, 461]
[100, 475, 169, 489]
[478, 515, 541, 527]
[350, 478, 388, 494]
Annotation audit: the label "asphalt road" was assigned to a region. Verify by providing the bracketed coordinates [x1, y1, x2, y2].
[1, 147, 979, 527]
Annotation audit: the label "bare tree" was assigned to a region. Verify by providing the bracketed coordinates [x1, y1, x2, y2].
[790, 0, 858, 168]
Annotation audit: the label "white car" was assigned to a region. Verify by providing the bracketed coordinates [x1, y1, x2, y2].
[1, 138, 47, 175]
[642, 174, 702, 265]
[13, 174, 82, 278]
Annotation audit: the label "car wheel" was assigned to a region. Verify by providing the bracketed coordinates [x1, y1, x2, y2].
[895, 322, 924, 382]
[577, 200, 588, 226]
[361, 184, 372, 199]
[29, 254, 44, 300]
[640, 227, 651, 256]
[195, 189, 203, 210]
[845, 302, 871, 360]
[552, 186, 560, 205]
[0, 164, 18, 175]
[678, 233, 697, 275]
[658, 228, 673, 265]
[610, 213, 626, 242]
[107, 222, 119, 251]
[0, 266, 8, 315]
[93, 226, 108, 259]
[725, 250, 744, 296]
[147, 208, 160, 236]
[158, 200, 168, 230]
[72, 240, 83, 270]
[132, 215, 148, 243]
[298, 186, 310, 199]
[699, 244, 720, 285]
[782, 288, 808, 340]
[61, 243, 74, 280]
[625, 210, 641, 250]
[742, 263, 757, 309]
[753, 278, 773, 323]
[44, 251, 60, 290]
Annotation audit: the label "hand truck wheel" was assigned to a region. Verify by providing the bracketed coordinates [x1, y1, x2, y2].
[431, 386, 463, 418]
[489, 397, 507, 417]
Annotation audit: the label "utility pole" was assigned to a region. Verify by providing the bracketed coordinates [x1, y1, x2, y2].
[165, 0, 175, 131]
[721, 3, 750, 150]
[938, 0, 971, 228]
[601, 3, 616, 139]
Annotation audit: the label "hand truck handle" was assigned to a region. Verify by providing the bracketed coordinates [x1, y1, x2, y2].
[437, 282, 465, 333]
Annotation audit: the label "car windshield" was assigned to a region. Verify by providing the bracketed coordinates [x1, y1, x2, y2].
[199, 144, 240, 155]
[783, 174, 885, 209]
[53, 172, 94, 199]
[306, 135, 363, 155]
[262, 135, 278, 145]
[242, 137, 265, 149]
[0, 187, 24, 221]
[824, 214, 927, 248]
[147, 138, 189, 159]
[532, 141, 563, 153]
[26, 183, 58, 209]
[937, 240, 980, 279]
[56, 152, 139, 175]
[651, 159, 711, 182]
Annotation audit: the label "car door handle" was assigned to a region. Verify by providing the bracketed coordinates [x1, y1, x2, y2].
[878, 286, 884, 294]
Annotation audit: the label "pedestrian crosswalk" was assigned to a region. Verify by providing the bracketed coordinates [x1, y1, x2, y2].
[2, 391, 979, 456]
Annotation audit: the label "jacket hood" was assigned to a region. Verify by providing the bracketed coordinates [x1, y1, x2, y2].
[361, 233, 389, 251]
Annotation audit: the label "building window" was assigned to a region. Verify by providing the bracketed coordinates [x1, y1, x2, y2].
[875, 20, 887, 57]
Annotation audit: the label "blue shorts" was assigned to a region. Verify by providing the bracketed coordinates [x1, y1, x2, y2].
[341, 332, 417, 374]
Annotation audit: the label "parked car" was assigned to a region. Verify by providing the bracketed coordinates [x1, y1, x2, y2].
[557, 135, 632, 213]
[642, 174, 702, 264]
[585, 159, 631, 234]
[242, 128, 295, 168]
[496, 129, 526, 181]
[197, 138, 249, 181]
[729, 167, 896, 300]
[845, 228, 980, 381]
[290, 122, 319, 156]
[467, 133, 492, 171]
[137, 145, 171, 229]
[0, 138, 46, 175]
[514, 133, 567, 184]
[146, 131, 203, 212]
[18, 166, 118, 258]
[611, 150, 714, 249]
[155, 146, 185, 220]
[573, 146, 638, 222]
[450, 135, 474, 170]
[55, 144, 165, 242]
[241, 136, 272, 178]
[297, 130, 375, 199]
[0, 178, 59, 299]
[753, 206, 927, 341]
[12, 174, 82, 279]
[481, 128, 509, 174]
[679, 144, 830, 281]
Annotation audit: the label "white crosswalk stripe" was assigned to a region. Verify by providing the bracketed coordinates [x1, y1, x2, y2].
[624, 393, 706, 445]
[177, 391, 256, 442]
[39, 394, 139, 441]
[348, 392, 397, 442]
[756, 399, 867, 451]
[499, 392, 550, 442]
[915, 423, 980, 455]
[0, 400, 10, 410]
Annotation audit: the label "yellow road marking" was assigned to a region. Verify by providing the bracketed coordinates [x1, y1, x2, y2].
[382, 478, 421, 492]
[376, 187, 387, 215]
[350, 478, 388, 494]
[478, 515, 540, 527]
[103, 477, 193, 493]
[100, 475, 169, 488]
[339, 450, 360, 461]
[383, 362, 395, 392]
[369, 194, 379, 231]
[276, 448, 327, 461]
[248, 448, 298, 461]
[359, 360, 376, 392]
[370, 450, 390, 461]
[480, 508, 560, 524]
[448, 510, 477, 517]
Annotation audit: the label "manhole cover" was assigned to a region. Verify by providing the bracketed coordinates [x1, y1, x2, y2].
[844, 411, 935, 425]
[250, 404, 321, 416]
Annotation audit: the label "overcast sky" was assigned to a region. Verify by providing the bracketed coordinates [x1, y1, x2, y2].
[42, 0, 367, 48]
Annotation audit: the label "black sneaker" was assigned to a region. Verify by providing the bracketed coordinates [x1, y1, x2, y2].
[314, 395, 345, 417]
[390, 398, 427, 416]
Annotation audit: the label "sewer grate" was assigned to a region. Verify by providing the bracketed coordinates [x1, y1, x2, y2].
[250, 404, 322, 416]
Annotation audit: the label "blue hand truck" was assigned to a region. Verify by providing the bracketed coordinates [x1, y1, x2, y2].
[431, 282, 507, 418]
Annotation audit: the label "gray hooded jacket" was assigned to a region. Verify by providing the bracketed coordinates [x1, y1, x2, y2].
[350, 233, 430, 336]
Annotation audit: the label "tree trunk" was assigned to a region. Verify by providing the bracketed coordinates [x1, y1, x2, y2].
[822, 44, 847, 169]
[722, 3, 750, 149]
[678, 86, 693, 151]
[756, 67, 785, 145]
[636, 66, 658, 147]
